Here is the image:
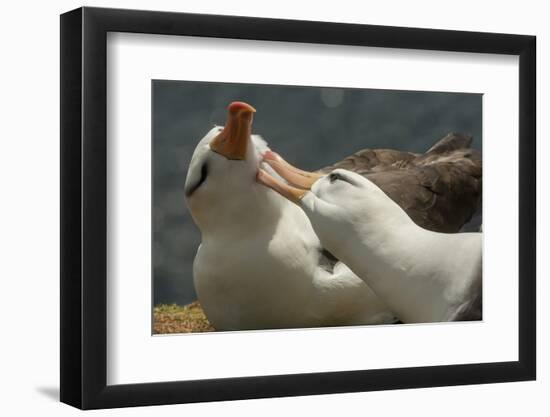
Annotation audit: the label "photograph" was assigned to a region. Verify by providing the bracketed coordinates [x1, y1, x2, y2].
[54, 4, 537, 411]
[152, 80, 483, 334]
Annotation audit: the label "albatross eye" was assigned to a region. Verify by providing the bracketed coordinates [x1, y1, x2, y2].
[329, 173, 341, 183]
[185, 162, 209, 197]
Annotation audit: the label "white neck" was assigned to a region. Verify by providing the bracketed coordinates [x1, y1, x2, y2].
[197, 185, 292, 243]
[331, 202, 480, 323]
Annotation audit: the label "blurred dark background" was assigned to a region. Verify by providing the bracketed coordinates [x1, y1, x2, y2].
[153, 80, 482, 306]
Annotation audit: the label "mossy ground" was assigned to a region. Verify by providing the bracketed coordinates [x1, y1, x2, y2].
[153, 301, 215, 334]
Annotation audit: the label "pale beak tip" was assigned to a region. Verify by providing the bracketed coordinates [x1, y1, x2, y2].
[228, 101, 256, 114]
[263, 150, 280, 162]
[256, 169, 275, 190]
[256, 168, 268, 183]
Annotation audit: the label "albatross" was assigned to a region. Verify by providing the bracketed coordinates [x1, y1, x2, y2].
[257, 160, 482, 323]
[185, 102, 394, 330]
[184, 101, 481, 329]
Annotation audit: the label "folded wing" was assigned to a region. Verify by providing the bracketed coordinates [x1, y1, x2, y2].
[319, 133, 482, 232]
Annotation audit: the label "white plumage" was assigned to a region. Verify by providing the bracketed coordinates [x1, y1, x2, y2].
[184, 103, 395, 330]
[259, 165, 482, 323]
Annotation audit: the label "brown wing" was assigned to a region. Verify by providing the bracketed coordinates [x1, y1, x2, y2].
[320, 148, 419, 175]
[318, 133, 482, 233]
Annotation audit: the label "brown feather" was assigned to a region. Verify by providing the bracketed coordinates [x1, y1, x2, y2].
[318, 133, 482, 233]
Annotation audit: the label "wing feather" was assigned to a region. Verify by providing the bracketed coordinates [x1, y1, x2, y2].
[318, 133, 482, 233]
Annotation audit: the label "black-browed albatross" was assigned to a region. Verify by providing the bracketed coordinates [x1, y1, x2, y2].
[257, 164, 482, 323]
[184, 101, 481, 330]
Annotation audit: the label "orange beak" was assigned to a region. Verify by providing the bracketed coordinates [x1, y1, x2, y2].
[262, 151, 323, 189]
[256, 169, 308, 204]
[210, 101, 256, 160]
[257, 152, 324, 204]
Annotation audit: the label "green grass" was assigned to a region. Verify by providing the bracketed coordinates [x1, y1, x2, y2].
[153, 301, 215, 334]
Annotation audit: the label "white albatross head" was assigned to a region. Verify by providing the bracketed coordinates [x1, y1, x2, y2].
[184, 102, 283, 235]
[257, 151, 409, 251]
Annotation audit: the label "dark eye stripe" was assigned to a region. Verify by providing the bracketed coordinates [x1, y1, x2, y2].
[329, 172, 355, 185]
[329, 173, 340, 183]
[185, 163, 208, 197]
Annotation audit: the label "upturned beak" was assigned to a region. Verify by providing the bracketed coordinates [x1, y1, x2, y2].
[262, 151, 323, 189]
[210, 101, 256, 160]
[256, 169, 308, 204]
[257, 151, 324, 204]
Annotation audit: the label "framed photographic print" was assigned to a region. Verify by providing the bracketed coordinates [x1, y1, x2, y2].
[60, 6, 536, 409]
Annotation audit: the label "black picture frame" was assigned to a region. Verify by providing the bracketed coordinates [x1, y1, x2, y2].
[60, 6, 536, 410]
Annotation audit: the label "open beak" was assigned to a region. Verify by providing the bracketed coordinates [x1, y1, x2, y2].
[262, 151, 323, 189]
[257, 151, 324, 204]
[256, 169, 308, 204]
[210, 101, 256, 160]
